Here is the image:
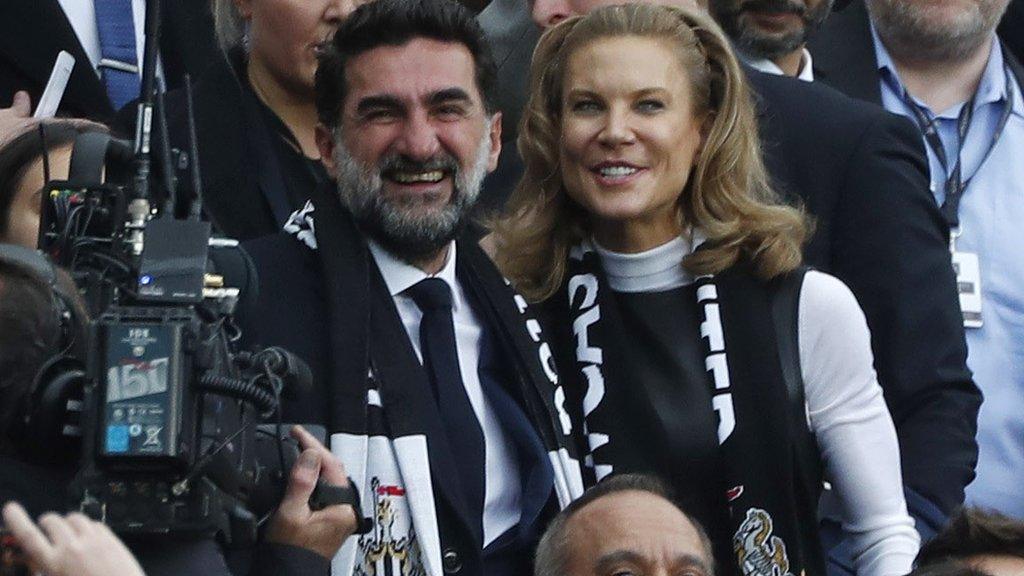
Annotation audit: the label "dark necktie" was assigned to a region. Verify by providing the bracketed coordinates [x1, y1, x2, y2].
[407, 278, 485, 534]
[94, 0, 141, 110]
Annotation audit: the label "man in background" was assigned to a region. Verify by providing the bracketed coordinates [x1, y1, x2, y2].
[812, 0, 1024, 521]
[708, 0, 836, 79]
[0, 0, 219, 121]
[534, 474, 715, 576]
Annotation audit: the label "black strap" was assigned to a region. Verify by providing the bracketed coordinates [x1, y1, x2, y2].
[895, 63, 1016, 229]
[769, 269, 821, 485]
[308, 478, 373, 534]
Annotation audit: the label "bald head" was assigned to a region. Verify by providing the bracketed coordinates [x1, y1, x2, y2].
[535, 475, 714, 576]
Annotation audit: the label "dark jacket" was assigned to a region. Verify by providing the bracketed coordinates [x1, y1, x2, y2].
[0, 0, 219, 122]
[1000, 0, 1024, 67]
[128, 51, 324, 242]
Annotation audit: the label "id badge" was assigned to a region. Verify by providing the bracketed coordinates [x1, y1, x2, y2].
[952, 251, 983, 328]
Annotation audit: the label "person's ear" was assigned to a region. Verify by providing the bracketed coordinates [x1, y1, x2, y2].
[486, 111, 503, 172]
[316, 124, 338, 178]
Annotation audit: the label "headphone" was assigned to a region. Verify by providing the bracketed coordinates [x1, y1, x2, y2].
[0, 244, 87, 464]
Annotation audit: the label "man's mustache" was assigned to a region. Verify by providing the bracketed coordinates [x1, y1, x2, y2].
[379, 154, 460, 179]
[738, 0, 806, 17]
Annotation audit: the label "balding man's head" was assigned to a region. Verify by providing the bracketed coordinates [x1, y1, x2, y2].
[535, 474, 714, 576]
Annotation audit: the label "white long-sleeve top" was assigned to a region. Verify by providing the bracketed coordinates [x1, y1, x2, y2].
[594, 235, 920, 576]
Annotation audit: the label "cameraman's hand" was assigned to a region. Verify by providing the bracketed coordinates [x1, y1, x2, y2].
[265, 425, 359, 560]
[1, 502, 146, 576]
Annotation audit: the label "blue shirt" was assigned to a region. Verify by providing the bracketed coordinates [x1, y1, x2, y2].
[873, 28, 1024, 519]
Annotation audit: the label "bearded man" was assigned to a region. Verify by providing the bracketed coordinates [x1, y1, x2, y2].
[238, 0, 584, 574]
[812, 0, 1024, 522]
[709, 0, 835, 79]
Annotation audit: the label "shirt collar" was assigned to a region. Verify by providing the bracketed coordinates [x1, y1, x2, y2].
[740, 47, 815, 82]
[367, 239, 462, 311]
[872, 24, 1019, 119]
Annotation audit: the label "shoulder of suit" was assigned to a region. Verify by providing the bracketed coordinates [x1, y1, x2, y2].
[748, 69, 895, 131]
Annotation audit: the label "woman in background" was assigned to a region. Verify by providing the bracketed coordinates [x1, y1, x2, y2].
[151, 0, 354, 240]
[492, 4, 919, 575]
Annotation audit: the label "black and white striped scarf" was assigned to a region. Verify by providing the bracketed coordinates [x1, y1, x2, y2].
[554, 240, 824, 576]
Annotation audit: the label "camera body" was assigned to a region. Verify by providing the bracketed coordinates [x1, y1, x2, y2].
[34, 135, 289, 546]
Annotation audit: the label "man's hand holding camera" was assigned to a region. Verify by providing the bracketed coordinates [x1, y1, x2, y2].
[265, 425, 361, 559]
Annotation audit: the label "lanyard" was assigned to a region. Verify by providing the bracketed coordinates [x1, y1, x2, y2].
[898, 63, 1016, 230]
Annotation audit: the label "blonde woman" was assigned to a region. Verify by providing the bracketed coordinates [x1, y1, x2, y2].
[147, 0, 354, 240]
[491, 4, 919, 575]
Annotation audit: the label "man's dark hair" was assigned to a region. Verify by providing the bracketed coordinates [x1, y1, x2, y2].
[535, 474, 715, 576]
[314, 0, 498, 129]
[917, 507, 1024, 569]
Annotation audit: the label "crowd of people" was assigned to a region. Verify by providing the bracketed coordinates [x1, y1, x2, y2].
[0, 0, 1022, 575]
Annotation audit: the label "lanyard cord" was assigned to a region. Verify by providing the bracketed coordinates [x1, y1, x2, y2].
[893, 63, 1016, 229]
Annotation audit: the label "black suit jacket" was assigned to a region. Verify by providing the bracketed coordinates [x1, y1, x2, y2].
[0, 0, 219, 122]
[999, 0, 1024, 68]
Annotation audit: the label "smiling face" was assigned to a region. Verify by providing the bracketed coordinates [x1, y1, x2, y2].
[564, 491, 713, 576]
[709, 0, 834, 59]
[317, 37, 501, 263]
[559, 35, 704, 252]
[237, 0, 353, 95]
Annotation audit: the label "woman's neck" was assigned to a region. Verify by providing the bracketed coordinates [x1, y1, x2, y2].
[593, 234, 693, 293]
[246, 58, 320, 158]
[593, 215, 682, 254]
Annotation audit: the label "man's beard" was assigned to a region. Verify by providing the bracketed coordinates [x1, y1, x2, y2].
[713, 0, 835, 60]
[867, 0, 1009, 63]
[332, 127, 492, 265]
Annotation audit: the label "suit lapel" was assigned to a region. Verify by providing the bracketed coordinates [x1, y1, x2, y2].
[811, 0, 884, 105]
[0, 0, 113, 119]
[1005, 44, 1024, 94]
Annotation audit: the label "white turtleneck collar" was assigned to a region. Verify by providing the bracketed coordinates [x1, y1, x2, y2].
[593, 232, 705, 293]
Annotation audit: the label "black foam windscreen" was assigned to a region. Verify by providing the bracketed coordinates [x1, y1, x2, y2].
[208, 241, 260, 314]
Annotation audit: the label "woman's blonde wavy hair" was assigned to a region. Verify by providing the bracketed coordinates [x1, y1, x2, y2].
[490, 3, 808, 302]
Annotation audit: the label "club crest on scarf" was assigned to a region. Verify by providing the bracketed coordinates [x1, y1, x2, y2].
[734, 508, 794, 576]
[355, 477, 426, 576]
